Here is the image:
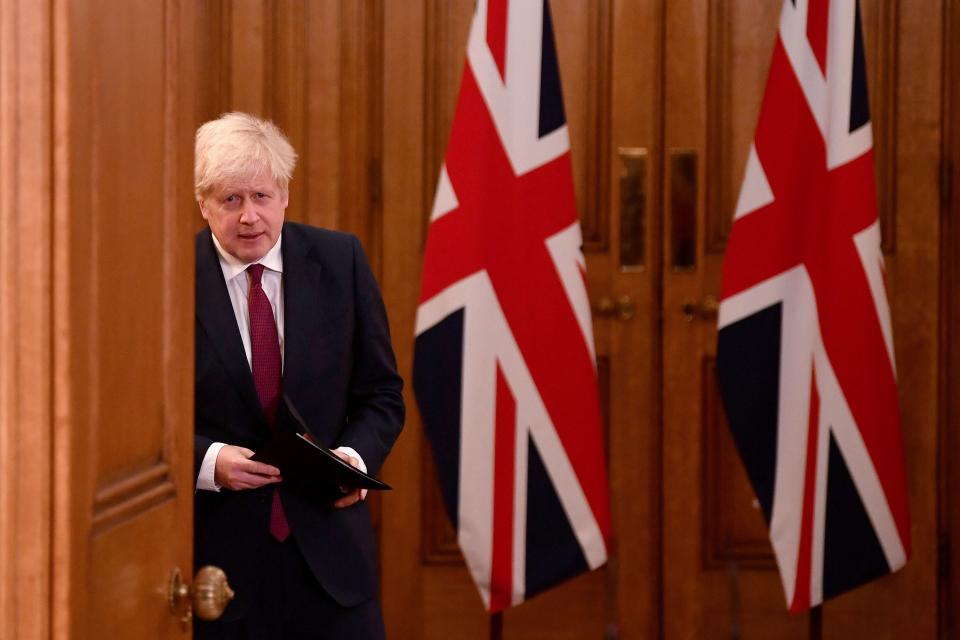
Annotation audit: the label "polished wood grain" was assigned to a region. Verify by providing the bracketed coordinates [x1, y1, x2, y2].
[380, 2, 430, 637]
[659, 0, 805, 635]
[0, 1, 54, 638]
[48, 0, 198, 637]
[944, 2, 960, 636]
[604, 1, 664, 636]
[701, 359, 775, 572]
[2, 1, 956, 638]
[661, 1, 943, 638]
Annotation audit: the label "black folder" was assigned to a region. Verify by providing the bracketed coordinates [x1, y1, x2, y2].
[252, 395, 391, 494]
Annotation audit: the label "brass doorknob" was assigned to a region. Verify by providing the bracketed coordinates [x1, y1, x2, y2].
[593, 296, 636, 321]
[680, 295, 719, 322]
[169, 565, 235, 623]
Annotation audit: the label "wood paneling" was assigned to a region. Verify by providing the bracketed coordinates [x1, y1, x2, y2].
[91, 464, 175, 533]
[269, 0, 307, 215]
[422, 451, 461, 565]
[701, 359, 775, 572]
[606, 2, 665, 637]
[50, 0, 198, 637]
[228, 0, 269, 116]
[0, 1, 54, 638]
[380, 0, 429, 635]
[90, 0, 169, 486]
[944, 1, 960, 636]
[218, 0, 383, 270]
[703, 0, 779, 253]
[562, 0, 612, 251]
[421, 0, 473, 243]
[2, 0, 200, 636]
[864, 0, 900, 254]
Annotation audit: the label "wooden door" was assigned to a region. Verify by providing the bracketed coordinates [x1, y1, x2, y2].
[380, 1, 662, 638]
[503, 0, 663, 637]
[56, 0, 202, 635]
[1, 0, 201, 637]
[659, 1, 944, 638]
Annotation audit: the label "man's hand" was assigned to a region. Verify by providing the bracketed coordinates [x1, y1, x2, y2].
[333, 450, 364, 508]
[214, 444, 282, 491]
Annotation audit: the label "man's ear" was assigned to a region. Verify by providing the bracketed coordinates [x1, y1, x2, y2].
[198, 197, 210, 220]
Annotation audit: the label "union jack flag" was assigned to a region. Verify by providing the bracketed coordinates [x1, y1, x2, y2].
[717, 0, 910, 612]
[413, 0, 611, 612]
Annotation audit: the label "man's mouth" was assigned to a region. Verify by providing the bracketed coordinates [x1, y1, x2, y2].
[238, 232, 263, 241]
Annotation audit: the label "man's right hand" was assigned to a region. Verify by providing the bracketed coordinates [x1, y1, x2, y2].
[214, 445, 282, 490]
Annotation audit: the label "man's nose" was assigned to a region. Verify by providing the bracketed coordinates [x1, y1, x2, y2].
[238, 205, 259, 224]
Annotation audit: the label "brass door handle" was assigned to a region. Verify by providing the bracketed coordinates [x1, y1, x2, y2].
[680, 295, 719, 322]
[169, 565, 235, 623]
[593, 296, 636, 321]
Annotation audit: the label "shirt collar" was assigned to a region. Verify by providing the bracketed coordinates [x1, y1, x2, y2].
[210, 231, 284, 282]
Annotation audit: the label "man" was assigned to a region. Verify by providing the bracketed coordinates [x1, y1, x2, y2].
[193, 112, 404, 639]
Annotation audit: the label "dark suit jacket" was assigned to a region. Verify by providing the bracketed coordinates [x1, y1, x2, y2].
[194, 222, 404, 617]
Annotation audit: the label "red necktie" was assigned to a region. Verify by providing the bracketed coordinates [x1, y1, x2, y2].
[248, 264, 290, 542]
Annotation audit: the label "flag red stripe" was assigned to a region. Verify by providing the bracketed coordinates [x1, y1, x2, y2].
[486, 0, 509, 81]
[806, 0, 830, 75]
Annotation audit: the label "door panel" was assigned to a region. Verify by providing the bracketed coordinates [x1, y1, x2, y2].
[385, 0, 950, 636]
[826, 2, 943, 637]
[660, 0, 807, 635]
[382, 0, 661, 637]
[660, 1, 942, 638]
[0, 1, 56, 637]
[51, 0, 198, 636]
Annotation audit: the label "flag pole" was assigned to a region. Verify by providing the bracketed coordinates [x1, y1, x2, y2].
[490, 612, 503, 640]
[809, 605, 822, 640]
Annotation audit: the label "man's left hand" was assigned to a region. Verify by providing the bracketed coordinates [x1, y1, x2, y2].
[332, 450, 364, 509]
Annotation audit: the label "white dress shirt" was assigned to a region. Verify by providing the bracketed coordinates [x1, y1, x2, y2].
[196, 232, 366, 492]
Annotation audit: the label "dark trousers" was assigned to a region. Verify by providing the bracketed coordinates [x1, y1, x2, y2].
[194, 536, 385, 640]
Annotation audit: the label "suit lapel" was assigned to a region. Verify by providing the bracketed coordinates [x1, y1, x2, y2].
[195, 228, 262, 417]
[281, 225, 333, 420]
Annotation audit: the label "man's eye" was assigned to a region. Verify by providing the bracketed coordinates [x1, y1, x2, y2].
[224, 195, 238, 203]
[254, 192, 267, 199]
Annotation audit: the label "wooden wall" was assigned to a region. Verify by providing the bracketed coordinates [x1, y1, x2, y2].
[192, 1, 384, 260]
[376, 1, 955, 638]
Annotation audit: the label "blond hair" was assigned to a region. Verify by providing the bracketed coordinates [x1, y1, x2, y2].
[194, 112, 298, 198]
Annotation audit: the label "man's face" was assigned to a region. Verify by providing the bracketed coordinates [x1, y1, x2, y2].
[199, 175, 287, 263]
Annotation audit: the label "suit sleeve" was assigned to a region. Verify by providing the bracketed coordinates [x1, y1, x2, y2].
[336, 235, 405, 476]
[196, 433, 214, 479]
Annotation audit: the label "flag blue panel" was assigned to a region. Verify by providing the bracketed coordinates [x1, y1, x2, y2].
[414, 310, 466, 527]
